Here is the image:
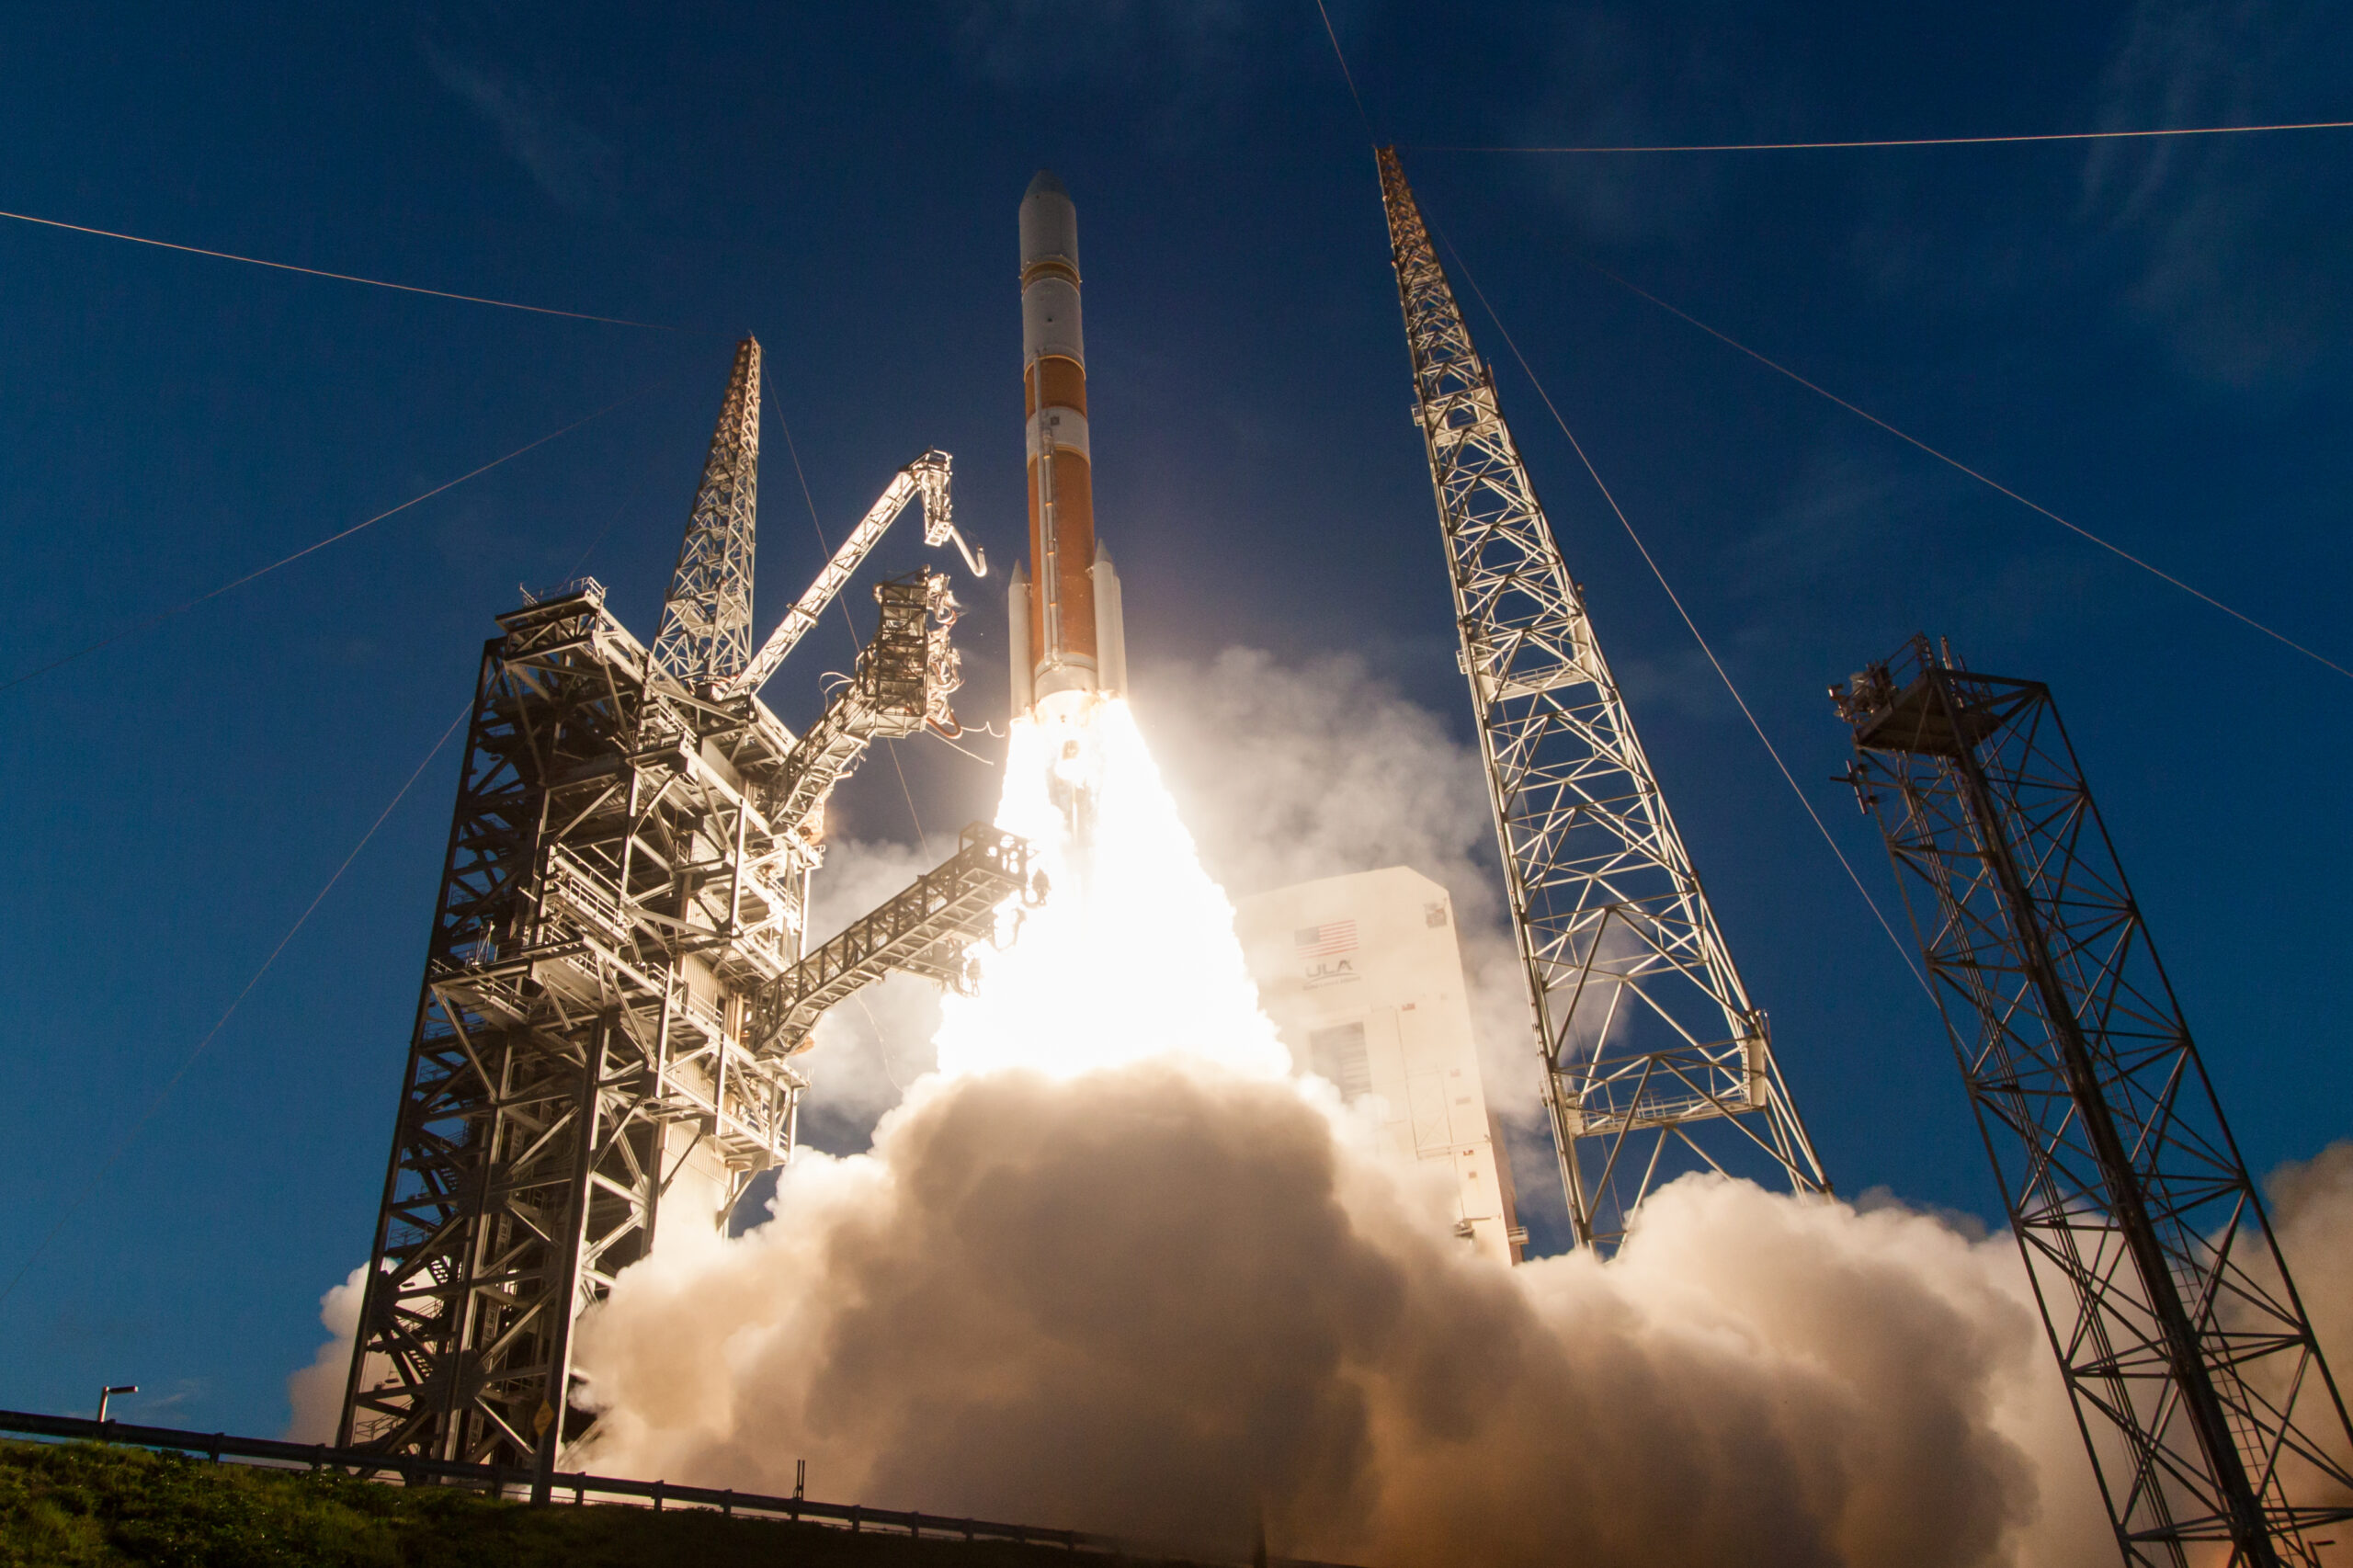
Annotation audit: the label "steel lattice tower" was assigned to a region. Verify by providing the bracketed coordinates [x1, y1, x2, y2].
[653, 335, 761, 687]
[1837, 637, 2353, 1567]
[1376, 147, 1825, 1252]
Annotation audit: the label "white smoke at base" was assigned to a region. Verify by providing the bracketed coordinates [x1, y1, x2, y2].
[574, 1062, 2116, 1567]
[570, 694, 2095, 1564]
[283, 1263, 369, 1441]
[1137, 649, 1543, 1122]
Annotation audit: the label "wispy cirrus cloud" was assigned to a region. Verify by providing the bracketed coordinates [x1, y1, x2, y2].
[2083, 0, 2353, 388]
[936, 0, 1311, 144]
[423, 40, 620, 217]
[947, 0, 1253, 86]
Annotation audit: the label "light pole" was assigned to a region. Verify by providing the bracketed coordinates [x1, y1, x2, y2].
[96, 1385, 136, 1426]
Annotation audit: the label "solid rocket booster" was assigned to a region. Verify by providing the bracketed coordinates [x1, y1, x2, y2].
[1012, 169, 1126, 723]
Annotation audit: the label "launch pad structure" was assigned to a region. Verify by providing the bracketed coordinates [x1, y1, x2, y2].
[338, 337, 1033, 1487]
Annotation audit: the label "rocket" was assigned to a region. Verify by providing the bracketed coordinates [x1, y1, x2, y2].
[1008, 170, 1127, 727]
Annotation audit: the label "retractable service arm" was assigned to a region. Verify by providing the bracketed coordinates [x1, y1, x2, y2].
[723, 449, 982, 701]
[745, 823, 1042, 1058]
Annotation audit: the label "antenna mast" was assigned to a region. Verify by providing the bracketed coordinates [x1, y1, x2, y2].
[654, 335, 762, 687]
[1375, 147, 1825, 1252]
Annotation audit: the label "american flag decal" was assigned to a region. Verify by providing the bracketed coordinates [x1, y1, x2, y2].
[1293, 921, 1358, 958]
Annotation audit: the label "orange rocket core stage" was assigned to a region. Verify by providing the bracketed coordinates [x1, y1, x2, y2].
[1026, 379, 1097, 677]
[1024, 356, 1087, 418]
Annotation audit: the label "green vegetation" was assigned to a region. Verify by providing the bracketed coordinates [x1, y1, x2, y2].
[0, 1439, 1109, 1568]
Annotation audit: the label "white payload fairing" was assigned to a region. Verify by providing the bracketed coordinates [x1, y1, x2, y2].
[1008, 170, 1127, 727]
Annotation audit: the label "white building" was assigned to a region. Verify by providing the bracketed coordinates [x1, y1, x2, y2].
[1232, 867, 1522, 1264]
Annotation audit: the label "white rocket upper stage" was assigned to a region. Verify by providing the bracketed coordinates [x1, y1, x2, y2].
[1020, 171, 1080, 277]
[1019, 170, 1087, 465]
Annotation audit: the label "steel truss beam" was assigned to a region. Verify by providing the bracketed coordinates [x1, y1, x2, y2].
[347, 338, 994, 1492]
[1375, 146, 1825, 1252]
[764, 572, 965, 835]
[748, 823, 1040, 1057]
[1838, 636, 2353, 1567]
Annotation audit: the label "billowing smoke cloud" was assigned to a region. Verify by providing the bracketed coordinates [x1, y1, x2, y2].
[2268, 1142, 2353, 1403]
[575, 1058, 2121, 1566]
[556, 652, 2351, 1568]
[792, 836, 949, 1146]
[284, 1263, 368, 1440]
[2248, 1141, 2353, 1520]
[1139, 649, 1541, 1122]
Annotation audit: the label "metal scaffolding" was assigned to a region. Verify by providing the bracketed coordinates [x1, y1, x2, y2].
[341, 347, 1003, 1488]
[339, 579, 811, 1477]
[1375, 146, 1825, 1253]
[1836, 636, 2353, 1568]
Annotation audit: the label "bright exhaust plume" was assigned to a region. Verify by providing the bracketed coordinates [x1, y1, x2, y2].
[933, 701, 1289, 1084]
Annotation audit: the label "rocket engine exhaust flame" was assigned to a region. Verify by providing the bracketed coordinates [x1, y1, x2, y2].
[935, 700, 1288, 1084]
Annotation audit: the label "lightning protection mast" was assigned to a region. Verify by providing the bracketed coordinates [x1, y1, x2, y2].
[653, 335, 762, 689]
[1376, 147, 1825, 1253]
[1836, 637, 2353, 1568]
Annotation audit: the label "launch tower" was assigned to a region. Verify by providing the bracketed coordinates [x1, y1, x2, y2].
[340, 339, 1032, 1489]
[1375, 148, 1826, 1252]
[1836, 637, 2353, 1567]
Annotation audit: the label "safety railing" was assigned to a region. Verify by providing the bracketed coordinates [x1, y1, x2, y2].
[0, 1407, 1108, 1553]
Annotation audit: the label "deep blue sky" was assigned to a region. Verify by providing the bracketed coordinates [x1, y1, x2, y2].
[3, 1, 2349, 1438]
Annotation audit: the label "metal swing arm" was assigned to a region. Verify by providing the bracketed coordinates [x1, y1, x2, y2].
[723, 449, 982, 700]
